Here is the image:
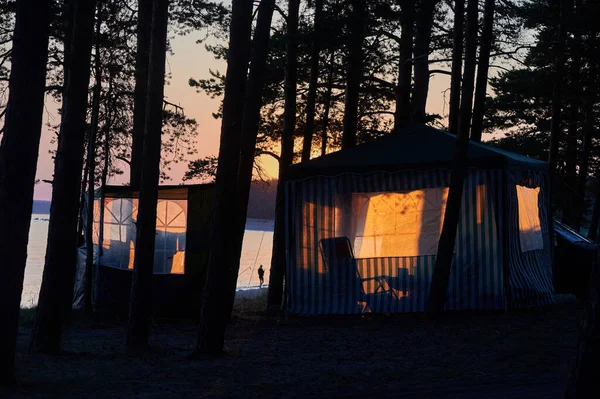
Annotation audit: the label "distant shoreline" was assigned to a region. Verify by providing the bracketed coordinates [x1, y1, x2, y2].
[31, 212, 274, 231]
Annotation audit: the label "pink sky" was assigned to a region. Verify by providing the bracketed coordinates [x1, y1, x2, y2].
[33, 31, 453, 201]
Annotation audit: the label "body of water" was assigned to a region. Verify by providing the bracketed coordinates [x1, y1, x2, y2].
[22, 215, 274, 308]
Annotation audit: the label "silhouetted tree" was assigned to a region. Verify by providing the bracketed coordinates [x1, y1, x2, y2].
[320, 49, 335, 156]
[0, 0, 52, 384]
[84, 2, 104, 315]
[194, 0, 253, 355]
[32, 0, 97, 354]
[126, 0, 170, 350]
[301, 0, 324, 161]
[448, 0, 464, 134]
[566, 248, 600, 397]
[562, 0, 583, 228]
[267, 0, 301, 311]
[426, 0, 478, 316]
[341, 0, 366, 148]
[548, 0, 568, 176]
[412, 0, 438, 123]
[470, 0, 495, 142]
[225, 0, 276, 319]
[575, 32, 598, 231]
[395, 0, 414, 129]
[130, 0, 153, 190]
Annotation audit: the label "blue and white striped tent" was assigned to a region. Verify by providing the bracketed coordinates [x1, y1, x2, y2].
[284, 124, 555, 314]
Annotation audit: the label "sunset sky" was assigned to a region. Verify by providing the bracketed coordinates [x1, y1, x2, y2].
[32, 16, 453, 201]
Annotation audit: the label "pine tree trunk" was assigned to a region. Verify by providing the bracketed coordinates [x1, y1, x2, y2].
[63, 0, 75, 91]
[471, 0, 496, 142]
[130, 0, 153, 190]
[0, 0, 51, 385]
[194, 0, 253, 355]
[426, 0, 478, 316]
[395, 0, 415, 130]
[266, 0, 301, 310]
[223, 0, 275, 320]
[126, 0, 170, 350]
[448, 0, 464, 134]
[548, 0, 568, 176]
[321, 50, 335, 157]
[565, 248, 600, 397]
[84, 2, 103, 316]
[563, 0, 582, 229]
[575, 55, 596, 232]
[341, 0, 366, 148]
[412, 0, 438, 123]
[589, 184, 600, 241]
[31, 0, 97, 355]
[469, 0, 495, 142]
[301, 0, 324, 162]
[77, 160, 89, 243]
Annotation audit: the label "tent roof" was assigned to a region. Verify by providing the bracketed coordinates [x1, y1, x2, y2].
[96, 183, 215, 200]
[287, 124, 547, 180]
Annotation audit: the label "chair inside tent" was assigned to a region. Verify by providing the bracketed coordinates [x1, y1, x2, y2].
[73, 184, 215, 318]
[284, 124, 555, 315]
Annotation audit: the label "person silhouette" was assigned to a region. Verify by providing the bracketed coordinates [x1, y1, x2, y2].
[258, 265, 265, 288]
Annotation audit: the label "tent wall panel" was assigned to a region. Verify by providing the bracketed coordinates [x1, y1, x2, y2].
[286, 169, 505, 315]
[73, 184, 215, 318]
[505, 170, 555, 307]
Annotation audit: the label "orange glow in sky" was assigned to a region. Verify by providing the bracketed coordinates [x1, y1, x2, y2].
[33, 29, 452, 201]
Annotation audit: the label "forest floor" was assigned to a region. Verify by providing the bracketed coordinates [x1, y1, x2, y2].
[6, 295, 580, 398]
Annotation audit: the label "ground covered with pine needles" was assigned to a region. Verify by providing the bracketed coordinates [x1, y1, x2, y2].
[7, 295, 580, 398]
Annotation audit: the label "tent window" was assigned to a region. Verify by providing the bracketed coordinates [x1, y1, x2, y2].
[335, 188, 449, 258]
[516, 185, 543, 252]
[95, 198, 187, 274]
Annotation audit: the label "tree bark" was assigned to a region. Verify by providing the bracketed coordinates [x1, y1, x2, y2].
[126, 0, 170, 350]
[426, 0, 478, 316]
[193, 0, 253, 355]
[412, 0, 438, 123]
[548, 0, 568, 177]
[224, 0, 275, 321]
[266, 0, 301, 310]
[84, 2, 103, 316]
[0, 0, 51, 384]
[301, 0, 324, 162]
[589, 182, 600, 241]
[469, 0, 496, 142]
[31, 0, 97, 355]
[341, 0, 366, 148]
[130, 0, 153, 190]
[575, 35, 597, 232]
[565, 248, 600, 397]
[320, 49, 335, 157]
[563, 0, 582, 229]
[395, 0, 415, 130]
[448, 0, 464, 134]
[63, 0, 76, 92]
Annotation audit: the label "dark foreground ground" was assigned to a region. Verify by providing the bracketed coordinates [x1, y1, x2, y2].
[6, 297, 580, 398]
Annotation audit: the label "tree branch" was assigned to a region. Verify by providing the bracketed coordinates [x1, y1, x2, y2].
[430, 69, 452, 76]
[115, 155, 131, 165]
[256, 149, 281, 163]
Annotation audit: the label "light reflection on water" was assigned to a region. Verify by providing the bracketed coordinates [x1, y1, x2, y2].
[22, 215, 274, 308]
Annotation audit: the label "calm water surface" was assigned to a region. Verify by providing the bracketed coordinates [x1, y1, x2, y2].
[22, 215, 274, 308]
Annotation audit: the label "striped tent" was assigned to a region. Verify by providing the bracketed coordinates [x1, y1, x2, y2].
[284, 124, 554, 315]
